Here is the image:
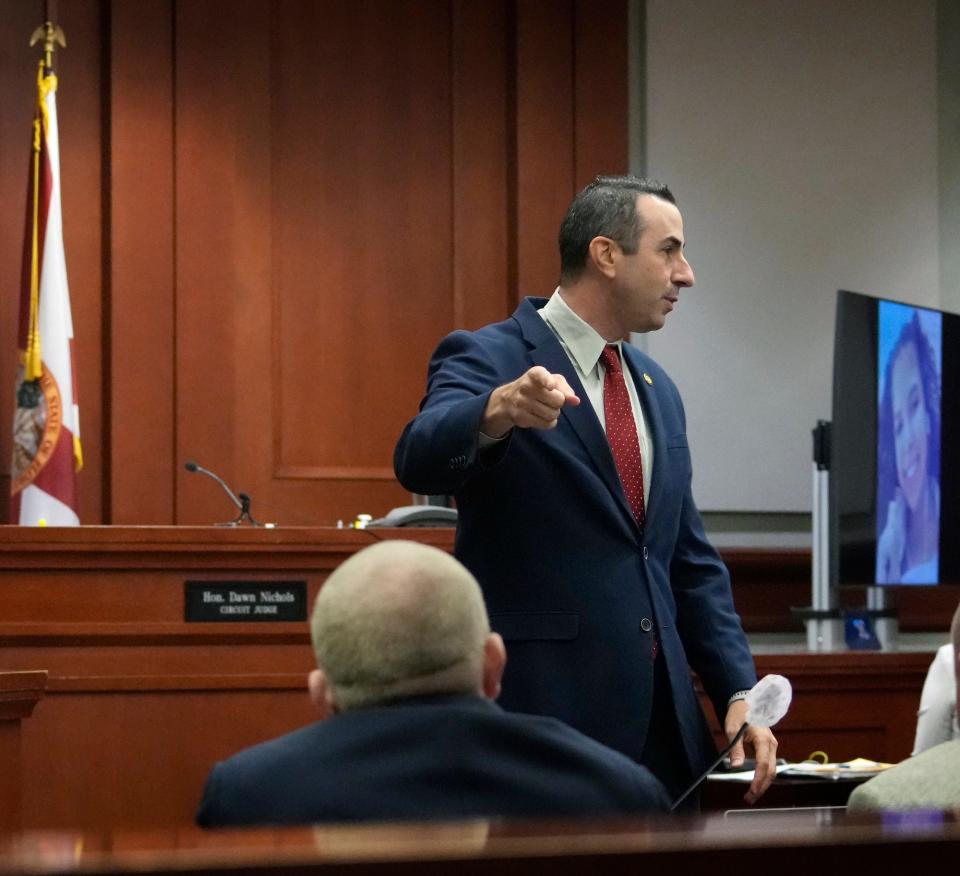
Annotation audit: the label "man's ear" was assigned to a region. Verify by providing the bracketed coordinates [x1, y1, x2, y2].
[481, 632, 507, 700]
[308, 668, 337, 719]
[587, 236, 618, 280]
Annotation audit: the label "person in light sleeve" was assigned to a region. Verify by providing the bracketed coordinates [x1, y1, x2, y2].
[912, 642, 958, 755]
[848, 602, 960, 812]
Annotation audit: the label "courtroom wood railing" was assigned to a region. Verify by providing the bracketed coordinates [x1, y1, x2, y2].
[0, 527, 950, 831]
[1, 813, 959, 875]
[0, 671, 47, 833]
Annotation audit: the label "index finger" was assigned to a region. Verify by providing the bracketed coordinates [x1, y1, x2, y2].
[745, 729, 778, 804]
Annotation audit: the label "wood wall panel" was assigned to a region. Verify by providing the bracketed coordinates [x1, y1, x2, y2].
[169, 0, 515, 527]
[719, 548, 960, 635]
[109, 0, 175, 524]
[452, 0, 511, 330]
[0, 5, 41, 521]
[1, 1, 630, 525]
[270, 0, 454, 478]
[515, 0, 576, 301]
[173, 0, 270, 525]
[22, 686, 317, 830]
[573, 0, 630, 187]
[513, 0, 630, 301]
[56, 0, 105, 526]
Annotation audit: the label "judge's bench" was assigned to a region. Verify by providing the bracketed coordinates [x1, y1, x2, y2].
[0, 526, 949, 833]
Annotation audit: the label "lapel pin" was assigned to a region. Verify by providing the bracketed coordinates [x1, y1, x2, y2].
[643, 373, 653, 385]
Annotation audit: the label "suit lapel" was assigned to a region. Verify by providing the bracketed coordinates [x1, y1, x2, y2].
[514, 301, 639, 534]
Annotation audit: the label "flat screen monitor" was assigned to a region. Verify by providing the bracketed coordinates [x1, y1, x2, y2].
[832, 290, 960, 586]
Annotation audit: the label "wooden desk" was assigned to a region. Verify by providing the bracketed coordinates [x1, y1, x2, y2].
[1, 813, 959, 876]
[0, 527, 445, 831]
[703, 773, 869, 810]
[697, 650, 933, 765]
[0, 527, 938, 831]
[0, 672, 47, 833]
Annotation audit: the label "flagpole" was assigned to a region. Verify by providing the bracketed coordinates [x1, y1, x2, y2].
[29, 2, 66, 72]
[12, 0, 82, 525]
[23, 8, 66, 383]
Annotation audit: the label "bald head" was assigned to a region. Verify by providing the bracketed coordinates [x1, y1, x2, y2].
[310, 541, 503, 711]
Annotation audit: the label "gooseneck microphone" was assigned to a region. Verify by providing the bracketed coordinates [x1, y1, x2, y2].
[669, 674, 793, 811]
[184, 461, 261, 527]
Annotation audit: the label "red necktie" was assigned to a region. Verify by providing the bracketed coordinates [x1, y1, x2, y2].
[599, 345, 645, 525]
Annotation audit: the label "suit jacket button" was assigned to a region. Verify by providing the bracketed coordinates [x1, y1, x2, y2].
[640, 617, 653, 632]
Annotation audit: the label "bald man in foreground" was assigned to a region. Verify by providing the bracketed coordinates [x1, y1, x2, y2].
[196, 540, 669, 826]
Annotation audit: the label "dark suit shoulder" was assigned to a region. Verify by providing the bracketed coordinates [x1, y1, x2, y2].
[197, 696, 669, 826]
[441, 297, 553, 350]
[414, 700, 671, 811]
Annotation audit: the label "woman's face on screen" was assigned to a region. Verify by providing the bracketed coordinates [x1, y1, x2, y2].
[891, 340, 930, 512]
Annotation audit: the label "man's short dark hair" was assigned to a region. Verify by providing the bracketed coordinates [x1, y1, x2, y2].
[558, 175, 676, 284]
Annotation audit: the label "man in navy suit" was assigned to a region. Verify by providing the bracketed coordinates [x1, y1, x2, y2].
[196, 540, 669, 827]
[394, 176, 777, 805]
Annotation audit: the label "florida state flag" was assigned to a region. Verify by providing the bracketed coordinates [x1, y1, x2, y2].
[11, 59, 82, 525]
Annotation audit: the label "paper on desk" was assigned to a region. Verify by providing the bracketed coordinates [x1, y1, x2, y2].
[779, 758, 895, 779]
[707, 763, 794, 783]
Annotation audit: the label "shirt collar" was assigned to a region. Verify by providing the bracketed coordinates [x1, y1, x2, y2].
[539, 289, 616, 375]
